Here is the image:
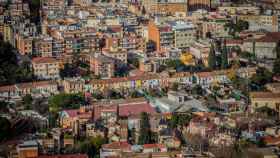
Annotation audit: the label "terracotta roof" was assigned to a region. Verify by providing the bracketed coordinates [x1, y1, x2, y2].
[17, 81, 56, 89]
[246, 32, 280, 43]
[102, 141, 131, 151]
[143, 144, 165, 149]
[119, 102, 156, 117]
[263, 136, 280, 145]
[0, 85, 16, 92]
[250, 92, 280, 99]
[32, 57, 59, 64]
[64, 109, 92, 118]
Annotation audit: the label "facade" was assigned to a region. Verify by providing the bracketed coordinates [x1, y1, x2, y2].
[141, 0, 188, 15]
[250, 92, 280, 112]
[89, 54, 115, 79]
[242, 32, 280, 59]
[32, 57, 60, 80]
[188, 0, 211, 12]
[17, 141, 38, 158]
[170, 21, 196, 50]
[148, 21, 174, 51]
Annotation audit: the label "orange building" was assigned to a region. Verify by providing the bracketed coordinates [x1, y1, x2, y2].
[16, 35, 33, 55]
[148, 22, 173, 51]
[17, 141, 38, 158]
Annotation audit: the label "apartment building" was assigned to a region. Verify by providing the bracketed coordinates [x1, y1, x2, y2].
[242, 32, 280, 59]
[32, 57, 60, 80]
[103, 48, 128, 64]
[238, 15, 278, 32]
[141, 0, 188, 15]
[170, 21, 196, 50]
[17, 141, 38, 158]
[148, 21, 174, 51]
[218, 6, 261, 15]
[188, 0, 211, 12]
[250, 92, 280, 113]
[33, 36, 53, 57]
[89, 54, 115, 79]
[201, 15, 230, 38]
[16, 35, 33, 55]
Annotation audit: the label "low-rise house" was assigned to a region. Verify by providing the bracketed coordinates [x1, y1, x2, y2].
[17, 140, 38, 158]
[59, 106, 92, 129]
[100, 141, 132, 158]
[0, 81, 58, 100]
[63, 78, 85, 94]
[246, 147, 278, 158]
[187, 116, 217, 138]
[142, 144, 167, 153]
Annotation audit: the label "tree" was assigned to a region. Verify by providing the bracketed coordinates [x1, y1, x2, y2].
[0, 41, 33, 86]
[225, 20, 249, 37]
[77, 136, 107, 158]
[276, 41, 280, 59]
[138, 112, 152, 145]
[221, 40, 229, 69]
[208, 44, 216, 70]
[171, 82, 179, 91]
[48, 93, 86, 113]
[22, 94, 33, 110]
[0, 117, 11, 142]
[273, 58, 280, 76]
[192, 85, 204, 95]
[141, 6, 146, 15]
[60, 63, 79, 78]
[169, 113, 192, 129]
[250, 67, 272, 90]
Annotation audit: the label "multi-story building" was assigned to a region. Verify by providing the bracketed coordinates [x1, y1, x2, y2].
[188, 0, 211, 12]
[33, 36, 53, 57]
[103, 48, 128, 64]
[89, 54, 115, 79]
[250, 92, 280, 113]
[148, 21, 174, 51]
[218, 6, 261, 15]
[16, 35, 33, 55]
[9, 1, 30, 17]
[242, 32, 280, 59]
[32, 57, 60, 80]
[141, 0, 188, 15]
[63, 78, 85, 94]
[17, 141, 38, 158]
[201, 15, 230, 38]
[238, 15, 278, 32]
[170, 21, 196, 50]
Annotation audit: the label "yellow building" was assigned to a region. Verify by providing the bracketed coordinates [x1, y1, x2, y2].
[250, 92, 280, 112]
[4, 24, 13, 44]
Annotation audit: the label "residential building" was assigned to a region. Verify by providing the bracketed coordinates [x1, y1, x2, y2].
[89, 54, 115, 79]
[250, 92, 280, 112]
[188, 0, 211, 12]
[17, 141, 38, 158]
[32, 57, 60, 80]
[170, 21, 196, 49]
[148, 21, 174, 51]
